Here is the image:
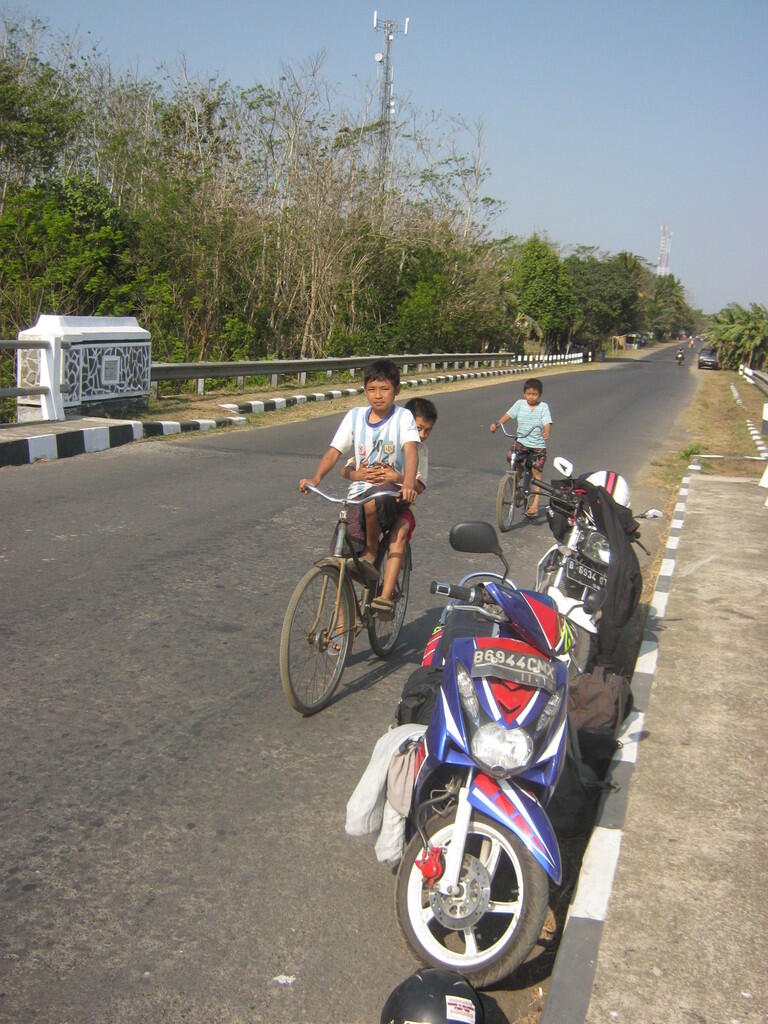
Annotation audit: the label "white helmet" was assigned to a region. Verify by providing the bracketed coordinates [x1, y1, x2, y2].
[585, 469, 631, 508]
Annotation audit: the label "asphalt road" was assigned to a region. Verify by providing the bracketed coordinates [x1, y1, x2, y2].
[1, 349, 697, 1023]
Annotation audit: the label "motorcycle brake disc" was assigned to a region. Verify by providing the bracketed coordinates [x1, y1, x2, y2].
[428, 855, 491, 930]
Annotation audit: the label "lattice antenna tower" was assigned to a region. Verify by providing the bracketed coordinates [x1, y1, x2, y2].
[373, 10, 409, 169]
[657, 223, 672, 276]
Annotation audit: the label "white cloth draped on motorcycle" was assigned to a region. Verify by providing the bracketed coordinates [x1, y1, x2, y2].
[345, 724, 427, 864]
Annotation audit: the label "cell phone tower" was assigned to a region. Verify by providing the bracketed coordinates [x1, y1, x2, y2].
[657, 223, 672, 277]
[373, 10, 409, 169]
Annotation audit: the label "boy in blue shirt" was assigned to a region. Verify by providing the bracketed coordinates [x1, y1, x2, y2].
[489, 377, 552, 518]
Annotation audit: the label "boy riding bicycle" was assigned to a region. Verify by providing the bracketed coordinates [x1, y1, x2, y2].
[299, 359, 419, 618]
[342, 394, 437, 559]
[489, 377, 552, 518]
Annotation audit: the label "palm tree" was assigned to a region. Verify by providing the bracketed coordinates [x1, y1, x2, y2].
[710, 303, 768, 369]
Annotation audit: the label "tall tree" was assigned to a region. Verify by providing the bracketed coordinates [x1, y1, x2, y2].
[510, 235, 576, 351]
[646, 274, 694, 340]
[0, 16, 82, 211]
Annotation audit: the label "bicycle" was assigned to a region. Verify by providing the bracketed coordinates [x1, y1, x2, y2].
[494, 422, 540, 531]
[279, 484, 412, 715]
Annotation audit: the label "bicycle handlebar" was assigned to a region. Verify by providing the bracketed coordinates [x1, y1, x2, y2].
[303, 482, 403, 505]
[495, 421, 540, 443]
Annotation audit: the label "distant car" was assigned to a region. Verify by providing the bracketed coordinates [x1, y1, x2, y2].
[698, 347, 720, 370]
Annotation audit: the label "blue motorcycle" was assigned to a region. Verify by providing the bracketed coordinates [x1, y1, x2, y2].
[394, 521, 571, 987]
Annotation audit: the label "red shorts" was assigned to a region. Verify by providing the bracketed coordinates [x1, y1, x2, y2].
[398, 508, 416, 540]
[514, 441, 547, 472]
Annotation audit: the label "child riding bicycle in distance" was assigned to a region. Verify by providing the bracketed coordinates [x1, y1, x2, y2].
[489, 377, 552, 518]
[299, 359, 419, 618]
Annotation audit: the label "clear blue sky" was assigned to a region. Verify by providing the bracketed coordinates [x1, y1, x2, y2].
[17, 0, 768, 313]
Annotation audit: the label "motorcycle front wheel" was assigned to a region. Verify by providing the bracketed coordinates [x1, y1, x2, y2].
[395, 810, 550, 988]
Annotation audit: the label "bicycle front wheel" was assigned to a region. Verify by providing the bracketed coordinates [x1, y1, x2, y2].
[279, 564, 355, 715]
[496, 473, 517, 531]
[522, 469, 536, 514]
[368, 543, 411, 657]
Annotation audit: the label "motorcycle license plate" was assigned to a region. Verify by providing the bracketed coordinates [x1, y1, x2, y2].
[472, 647, 556, 692]
[565, 557, 607, 591]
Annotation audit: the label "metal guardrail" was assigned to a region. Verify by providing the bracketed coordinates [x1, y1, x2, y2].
[739, 364, 768, 396]
[2, 340, 587, 421]
[151, 350, 587, 394]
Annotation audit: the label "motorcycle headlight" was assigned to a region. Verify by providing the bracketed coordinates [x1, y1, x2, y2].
[583, 530, 611, 565]
[470, 723, 533, 774]
[456, 661, 480, 726]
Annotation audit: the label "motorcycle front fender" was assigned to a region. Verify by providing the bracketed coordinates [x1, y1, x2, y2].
[535, 545, 558, 591]
[468, 773, 562, 884]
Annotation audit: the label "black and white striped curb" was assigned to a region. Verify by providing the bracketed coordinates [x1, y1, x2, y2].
[746, 419, 768, 460]
[0, 416, 247, 467]
[139, 415, 247, 437]
[730, 382, 768, 459]
[540, 468, 696, 1024]
[217, 366, 544, 415]
[219, 389, 365, 414]
[2, 362, 581, 467]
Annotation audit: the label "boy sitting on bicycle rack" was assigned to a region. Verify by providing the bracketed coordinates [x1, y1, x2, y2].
[489, 377, 552, 518]
[299, 359, 419, 617]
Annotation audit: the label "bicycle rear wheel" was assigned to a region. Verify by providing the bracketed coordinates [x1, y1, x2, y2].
[368, 543, 411, 657]
[279, 564, 355, 715]
[496, 473, 517, 531]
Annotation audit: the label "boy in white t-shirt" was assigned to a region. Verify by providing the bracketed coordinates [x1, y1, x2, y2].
[299, 360, 419, 614]
[342, 396, 436, 601]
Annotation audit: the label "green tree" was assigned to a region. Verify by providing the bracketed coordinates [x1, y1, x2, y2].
[509, 235, 576, 351]
[562, 248, 651, 351]
[646, 274, 694, 341]
[0, 176, 135, 336]
[709, 303, 768, 369]
[0, 16, 81, 210]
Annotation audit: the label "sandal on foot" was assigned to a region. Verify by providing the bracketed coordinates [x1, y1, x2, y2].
[371, 596, 395, 619]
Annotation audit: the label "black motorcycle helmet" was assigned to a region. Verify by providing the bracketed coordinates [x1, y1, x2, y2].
[380, 968, 485, 1024]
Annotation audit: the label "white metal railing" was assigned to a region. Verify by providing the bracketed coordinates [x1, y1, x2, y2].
[0, 338, 69, 421]
[739, 363, 768, 395]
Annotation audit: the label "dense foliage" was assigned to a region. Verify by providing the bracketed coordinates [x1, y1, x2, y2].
[5, 8, 758, 399]
[708, 304, 768, 369]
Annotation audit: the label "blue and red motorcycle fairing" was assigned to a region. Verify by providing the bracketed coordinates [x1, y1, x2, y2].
[394, 522, 572, 987]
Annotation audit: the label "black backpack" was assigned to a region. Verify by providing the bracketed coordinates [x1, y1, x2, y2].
[568, 666, 633, 775]
[395, 666, 443, 726]
[547, 718, 607, 837]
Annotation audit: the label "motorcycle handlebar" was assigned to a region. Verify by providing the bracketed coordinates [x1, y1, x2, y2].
[430, 580, 484, 605]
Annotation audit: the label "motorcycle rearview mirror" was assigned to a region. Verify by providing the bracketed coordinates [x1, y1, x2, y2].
[583, 587, 607, 615]
[553, 455, 573, 477]
[449, 521, 511, 576]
